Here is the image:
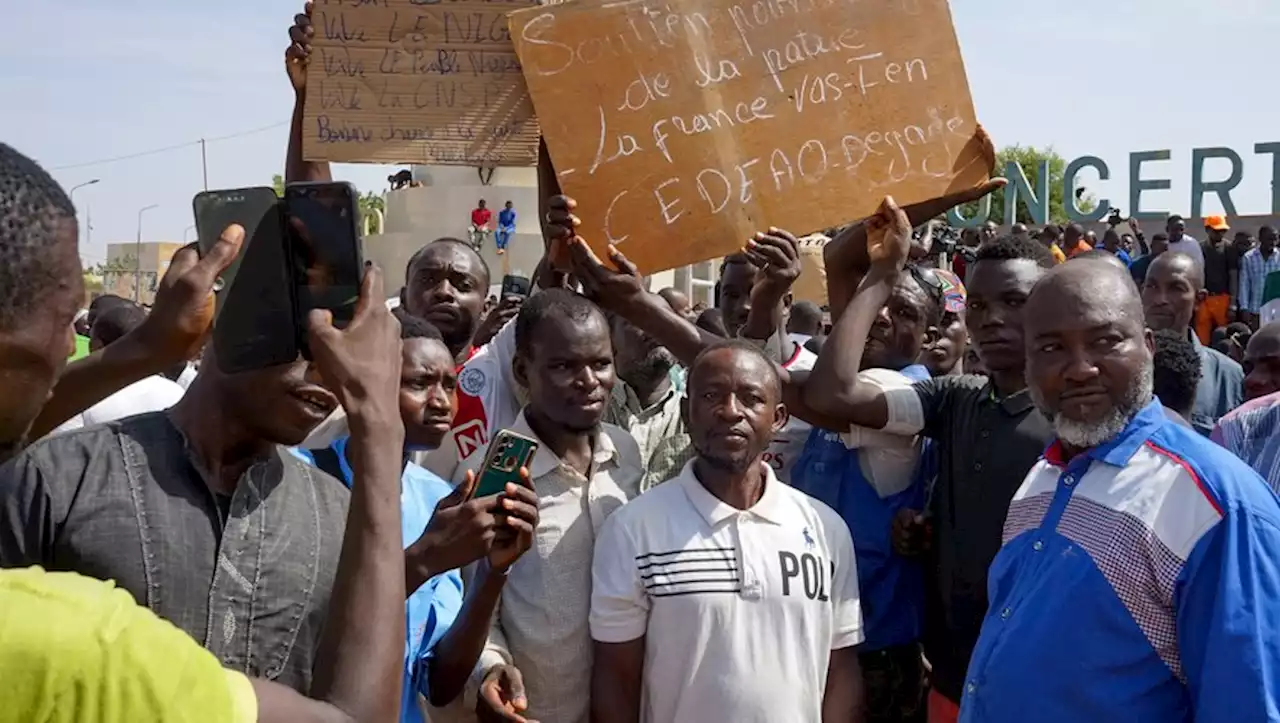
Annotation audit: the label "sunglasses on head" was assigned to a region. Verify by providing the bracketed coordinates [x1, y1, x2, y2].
[906, 263, 945, 302]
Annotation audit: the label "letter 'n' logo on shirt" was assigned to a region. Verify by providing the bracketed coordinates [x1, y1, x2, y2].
[454, 419, 488, 459]
[779, 551, 832, 602]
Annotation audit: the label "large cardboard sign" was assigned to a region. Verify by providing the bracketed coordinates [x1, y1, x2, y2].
[510, 0, 992, 272]
[302, 0, 541, 166]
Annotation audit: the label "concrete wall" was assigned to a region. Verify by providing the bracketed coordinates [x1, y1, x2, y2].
[363, 165, 688, 296]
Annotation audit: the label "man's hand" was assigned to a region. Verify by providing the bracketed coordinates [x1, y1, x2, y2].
[478, 664, 535, 723]
[126, 225, 244, 369]
[891, 508, 930, 557]
[488, 469, 539, 572]
[409, 470, 502, 583]
[474, 295, 523, 348]
[866, 196, 912, 273]
[568, 236, 648, 315]
[821, 165, 1005, 323]
[544, 193, 582, 271]
[307, 264, 402, 422]
[744, 227, 802, 308]
[285, 2, 314, 94]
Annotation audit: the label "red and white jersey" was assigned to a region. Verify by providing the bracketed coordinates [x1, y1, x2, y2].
[765, 342, 816, 484]
[421, 319, 522, 483]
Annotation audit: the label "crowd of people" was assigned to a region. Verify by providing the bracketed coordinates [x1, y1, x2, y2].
[2, 5, 1280, 723]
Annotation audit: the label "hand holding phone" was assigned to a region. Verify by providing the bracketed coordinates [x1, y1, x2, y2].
[130, 223, 244, 368]
[473, 430, 539, 500]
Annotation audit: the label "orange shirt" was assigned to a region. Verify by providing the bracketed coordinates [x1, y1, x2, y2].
[1064, 240, 1092, 259]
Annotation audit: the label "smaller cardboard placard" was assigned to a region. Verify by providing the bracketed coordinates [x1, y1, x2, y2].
[302, 0, 541, 166]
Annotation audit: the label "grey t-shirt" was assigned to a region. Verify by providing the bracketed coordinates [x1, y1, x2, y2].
[0, 412, 349, 693]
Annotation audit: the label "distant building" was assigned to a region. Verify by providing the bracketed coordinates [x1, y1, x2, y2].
[103, 242, 181, 305]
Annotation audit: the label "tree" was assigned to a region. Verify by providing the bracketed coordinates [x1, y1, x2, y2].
[90, 255, 136, 278]
[358, 190, 385, 235]
[82, 272, 104, 297]
[959, 145, 1095, 225]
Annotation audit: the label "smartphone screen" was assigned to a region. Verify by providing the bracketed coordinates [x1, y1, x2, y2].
[284, 182, 364, 347]
[192, 188, 298, 373]
[501, 274, 531, 298]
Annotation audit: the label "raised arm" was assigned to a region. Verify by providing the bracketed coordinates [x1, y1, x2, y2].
[823, 176, 1006, 325]
[556, 199, 846, 430]
[29, 227, 241, 439]
[560, 225, 712, 366]
[284, 2, 333, 184]
[804, 197, 913, 430]
[739, 228, 801, 365]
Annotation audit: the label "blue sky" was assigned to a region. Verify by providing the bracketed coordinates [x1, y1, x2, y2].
[3, 0, 1277, 267]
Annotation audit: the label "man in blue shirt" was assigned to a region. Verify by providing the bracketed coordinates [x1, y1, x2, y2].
[297, 312, 539, 722]
[962, 257, 1280, 723]
[1098, 228, 1133, 266]
[496, 201, 517, 255]
[792, 259, 951, 723]
[1140, 251, 1244, 435]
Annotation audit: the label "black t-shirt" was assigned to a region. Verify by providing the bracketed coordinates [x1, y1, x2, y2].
[1201, 241, 1238, 296]
[1130, 254, 1156, 285]
[912, 375, 1054, 702]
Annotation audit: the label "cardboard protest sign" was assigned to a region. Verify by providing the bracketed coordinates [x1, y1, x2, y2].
[509, 0, 993, 273]
[302, 0, 541, 166]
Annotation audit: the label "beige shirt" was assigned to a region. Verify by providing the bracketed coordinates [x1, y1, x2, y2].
[605, 382, 686, 492]
[435, 409, 643, 723]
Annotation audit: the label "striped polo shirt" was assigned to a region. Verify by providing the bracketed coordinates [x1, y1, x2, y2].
[959, 400, 1280, 723]
[590, 460, 862, 723]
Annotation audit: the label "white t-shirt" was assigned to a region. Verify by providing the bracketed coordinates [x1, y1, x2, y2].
[1167, 233, 1204, 268]
[590, 460, 862, 723]
[766, 342, 817, 484]
[53, 376, 186, 434]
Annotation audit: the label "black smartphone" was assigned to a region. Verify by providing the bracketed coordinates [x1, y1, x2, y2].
[193, 187, 299, 374]
[284, 182, 365, 358]
[501, 274, 531, 298]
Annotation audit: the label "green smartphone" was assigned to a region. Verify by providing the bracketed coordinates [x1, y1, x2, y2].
[472, 429, 539, 500]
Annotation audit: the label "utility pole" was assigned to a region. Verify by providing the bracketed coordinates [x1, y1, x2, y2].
[68, 179, 100, 249]
[200, 139, 209, 191]
[135, 204, 159, 302]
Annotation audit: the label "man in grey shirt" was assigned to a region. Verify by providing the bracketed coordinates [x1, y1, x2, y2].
[0, 340, 353, 693]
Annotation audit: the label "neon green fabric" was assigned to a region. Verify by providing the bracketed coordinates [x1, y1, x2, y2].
[68, 335, 90, 361]
[0, 567, 257, 723]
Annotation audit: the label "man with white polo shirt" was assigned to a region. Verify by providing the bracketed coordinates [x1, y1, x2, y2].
[960, 258, 1280, 723]
[590, 341, 863, 723]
